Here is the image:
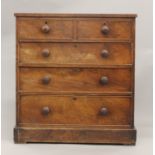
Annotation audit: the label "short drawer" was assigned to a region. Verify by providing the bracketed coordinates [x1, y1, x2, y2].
[77, 19, 132, 40]
[19, 42, 132, 65]
[19, 95, 132, 126]
[17, 18, 73, 40]
[19, 68, 132, 93]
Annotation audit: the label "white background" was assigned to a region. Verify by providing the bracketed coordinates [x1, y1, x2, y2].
[1, 0, 153, 154]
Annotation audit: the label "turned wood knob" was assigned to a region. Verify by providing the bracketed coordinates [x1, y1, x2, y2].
[101, 25, 110, 35]
[42, 76, 51, 84]
[42, 49, 50, 57]
[42, 106, 50, 115]
[100, 107, 108, 116]
[41, 24, 50, 33]
[100, 76, 108, 85]
[101, 49, 109, 58]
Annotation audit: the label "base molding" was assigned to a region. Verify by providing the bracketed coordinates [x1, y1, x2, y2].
[14, 126, 136, 144]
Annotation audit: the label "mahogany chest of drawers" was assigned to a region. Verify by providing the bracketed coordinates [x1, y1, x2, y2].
[14, 13, 137, 144]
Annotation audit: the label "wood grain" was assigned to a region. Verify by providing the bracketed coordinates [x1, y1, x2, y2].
[15, 13, 137, 144]
[19, 95, 132, 126]
[19, 67, 132, 93]
[17, 18, 74, 40]
[14, 127, 136, 144]
[19, 42, 132, 65]
[77, 19, 132, 40]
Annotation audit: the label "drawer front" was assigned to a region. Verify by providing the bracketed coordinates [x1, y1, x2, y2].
[77, 19, 132, 40]
[19, 95, 132, 126]
[17, 18, 73, 40]
[19, 68, 132, 93]
[19, 42, 132, 65]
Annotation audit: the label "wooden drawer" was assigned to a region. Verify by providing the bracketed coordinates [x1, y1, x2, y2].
[19, 42, 132, 65]
[17, 18, 73, 40]
[19, 68, 132, 93]
[77, 19, 132, 40]
[19, 95, 132, 126]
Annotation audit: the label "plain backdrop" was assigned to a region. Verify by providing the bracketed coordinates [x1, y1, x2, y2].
[1, 0, 153, 155]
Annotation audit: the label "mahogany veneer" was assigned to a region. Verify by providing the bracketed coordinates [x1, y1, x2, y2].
[14, 13, 137, 144]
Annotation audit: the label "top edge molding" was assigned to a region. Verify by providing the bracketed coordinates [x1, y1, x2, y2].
[14, 13, 137, 18]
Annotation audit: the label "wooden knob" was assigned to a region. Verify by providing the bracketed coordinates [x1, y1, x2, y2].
[100, 107, 108, 116]
[101, 25, 110, 35]
[100, 76, 108, 85]
[42, 49, 50, 57]
[42, 106, 50, 115]
[42, 76, 51, 85]
[42, 24, 50, 33]
[101, 49, 109, 58]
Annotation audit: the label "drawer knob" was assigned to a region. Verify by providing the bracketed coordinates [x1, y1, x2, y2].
[42, 24, 50, 33]
[101, 25, 110, 35]
[100, 107, 108, 116]
[101, 49, 109, 58]
[100, 76, 108, 85]
[42, 49, 50, 57]
[42, 76, 51, 84]
[42, 106, 50, 115]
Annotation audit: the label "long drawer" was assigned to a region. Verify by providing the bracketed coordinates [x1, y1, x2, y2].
[19, 68, 132, 93]
[19, 42, 132, 65]
[19, 95, 132, 126]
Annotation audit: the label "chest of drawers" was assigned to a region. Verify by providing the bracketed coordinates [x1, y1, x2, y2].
[14, 13, 137, 144]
